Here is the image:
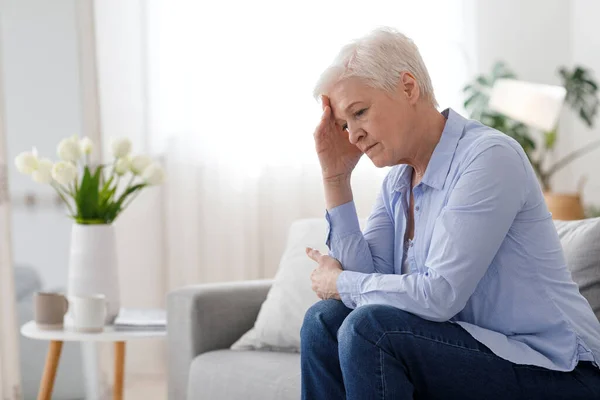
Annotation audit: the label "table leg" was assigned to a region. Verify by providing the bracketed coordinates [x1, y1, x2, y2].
[38, 340, 63, 400]
[114, 341, 126, 400]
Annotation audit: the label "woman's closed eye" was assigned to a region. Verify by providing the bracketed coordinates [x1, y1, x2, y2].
[341, 108, 368, 131]
[354, 108, 368, 118]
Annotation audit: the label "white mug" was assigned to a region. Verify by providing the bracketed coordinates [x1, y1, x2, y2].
[69, 294, 107, 333]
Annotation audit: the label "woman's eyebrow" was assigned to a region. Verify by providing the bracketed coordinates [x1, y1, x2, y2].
[343, 101, 361, 114]
[334, 101, 361, 126]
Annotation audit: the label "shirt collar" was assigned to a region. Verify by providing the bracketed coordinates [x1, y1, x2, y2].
[392, 108, 467, 192]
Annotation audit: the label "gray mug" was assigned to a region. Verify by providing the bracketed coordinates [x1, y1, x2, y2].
[34, 292, 69, 330]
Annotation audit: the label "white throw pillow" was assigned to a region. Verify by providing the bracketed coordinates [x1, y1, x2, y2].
[232, 218, 364, 352]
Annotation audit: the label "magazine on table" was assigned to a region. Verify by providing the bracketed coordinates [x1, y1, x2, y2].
[113, 308, 166, 330]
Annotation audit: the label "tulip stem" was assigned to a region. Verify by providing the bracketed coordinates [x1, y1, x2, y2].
[123, 175, 135, 196]
[121, 188, 142, 210]
[51, 183, 75, 216]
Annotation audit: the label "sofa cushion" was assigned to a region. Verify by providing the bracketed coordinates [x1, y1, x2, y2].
[231, 219, 331, 352]
[554, 218, 600, 321]
[188, 350, 300, 400]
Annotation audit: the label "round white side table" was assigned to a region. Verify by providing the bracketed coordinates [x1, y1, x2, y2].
[21, 321, 166, 400]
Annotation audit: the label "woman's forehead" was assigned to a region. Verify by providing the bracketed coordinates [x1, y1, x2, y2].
[329, 78, 376, 116]
[329, 78, 372, 110]
[330, 77, 370, 100]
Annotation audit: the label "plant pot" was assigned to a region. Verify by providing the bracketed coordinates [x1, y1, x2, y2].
[543, 192, 585, 221]
[66, 223, 120, 324]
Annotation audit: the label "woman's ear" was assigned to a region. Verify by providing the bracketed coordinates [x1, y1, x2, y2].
[398, 72, 420, 104]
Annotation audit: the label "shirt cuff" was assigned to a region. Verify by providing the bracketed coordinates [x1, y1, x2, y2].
[336, 270, 365, 309]
[325, 201, 361, 248]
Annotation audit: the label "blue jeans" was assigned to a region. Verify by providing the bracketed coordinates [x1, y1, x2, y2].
[300, 300, 600, 400]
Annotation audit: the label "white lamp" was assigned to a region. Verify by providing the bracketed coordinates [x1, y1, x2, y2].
[488, 79, 567, 132]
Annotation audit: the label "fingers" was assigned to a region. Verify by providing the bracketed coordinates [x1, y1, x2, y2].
[319, 96, 332, 126]
[305, 247, 323, 262]
[320, 105, 331, 124]
[320, 95, 330, 110]
[314, 105, 331, 140]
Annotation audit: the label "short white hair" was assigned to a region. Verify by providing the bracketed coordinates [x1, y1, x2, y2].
[313, 27, 438, 107]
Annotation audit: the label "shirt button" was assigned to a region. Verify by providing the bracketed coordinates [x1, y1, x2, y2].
[415, 206, 420, 212]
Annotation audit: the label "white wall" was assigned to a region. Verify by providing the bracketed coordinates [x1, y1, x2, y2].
[569, 0, 600, 205]
[1, 0, 82, 290]
[473, 0, 600, 207]
[474, 0, 571, 85]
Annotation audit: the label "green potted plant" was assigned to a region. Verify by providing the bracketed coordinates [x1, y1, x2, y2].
[463, 61, 599, 220]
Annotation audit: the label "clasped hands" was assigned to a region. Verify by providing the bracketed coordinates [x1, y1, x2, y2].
[305, 247, 343, 300]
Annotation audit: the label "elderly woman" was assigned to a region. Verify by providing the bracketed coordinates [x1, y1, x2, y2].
[301, 27, 600, 399]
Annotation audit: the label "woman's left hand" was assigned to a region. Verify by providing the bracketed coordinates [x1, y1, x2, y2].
[306, 247, 343, 300]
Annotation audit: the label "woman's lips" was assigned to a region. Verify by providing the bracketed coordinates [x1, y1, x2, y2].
[365, 143, 378, 154]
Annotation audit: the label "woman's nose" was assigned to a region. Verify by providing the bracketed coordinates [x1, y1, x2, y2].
[348, 127, 365, 145]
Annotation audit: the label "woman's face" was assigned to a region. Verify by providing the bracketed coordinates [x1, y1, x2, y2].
[328, 74, 420, 167]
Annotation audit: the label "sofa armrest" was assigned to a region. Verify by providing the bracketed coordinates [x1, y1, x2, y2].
[167, 279, 272, 400]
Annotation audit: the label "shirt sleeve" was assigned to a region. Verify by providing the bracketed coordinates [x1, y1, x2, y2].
[325, 176, 396, 303]
[335, 142, 529, 319]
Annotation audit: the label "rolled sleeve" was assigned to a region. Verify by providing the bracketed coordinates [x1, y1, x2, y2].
[336, 270, 365, 309]
[325, 201, 361, 248]
[324, 177, 395, 276]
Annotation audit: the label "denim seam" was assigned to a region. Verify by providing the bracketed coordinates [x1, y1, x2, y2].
[375, 330, 498, 360]
[379, 348, 386, 399]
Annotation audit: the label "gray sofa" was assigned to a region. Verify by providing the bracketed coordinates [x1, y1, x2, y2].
[167, 218, 600, 400]
[167, 280, 295, 400]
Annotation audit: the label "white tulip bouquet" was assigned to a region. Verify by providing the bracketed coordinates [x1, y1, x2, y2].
[14, 136, 165, 224]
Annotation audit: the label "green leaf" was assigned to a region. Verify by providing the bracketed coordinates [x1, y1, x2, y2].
[99, 183, 147, 223]
[75, 166, 101, 220]
[580, 108, 593, 127]
[559, 65, 599, 128]
[462, 61, 519, 121]
[544, 129, 557, 149]
[491, 61, 516, 80]
[101, 175, 114, 196]
[98, 185, 118, 218]
[115, 184, 146, 205]
[463, 93, 479, 110]
[476, 76, 489, 86]
[585, 79, 598, 91]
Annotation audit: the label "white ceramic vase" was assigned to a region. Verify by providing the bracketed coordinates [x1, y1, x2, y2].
[67, 223, 120, 324]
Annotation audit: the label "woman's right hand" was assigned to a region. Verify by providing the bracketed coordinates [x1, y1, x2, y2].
[313, 96, 363, 181]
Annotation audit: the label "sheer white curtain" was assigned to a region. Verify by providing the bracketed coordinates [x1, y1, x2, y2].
[146, 0, 473, 289]
[0, 37, 21, 399]
[0, 155, 20, 400]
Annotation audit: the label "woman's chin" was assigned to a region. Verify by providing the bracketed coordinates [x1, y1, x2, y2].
[369, 155, 387, 168]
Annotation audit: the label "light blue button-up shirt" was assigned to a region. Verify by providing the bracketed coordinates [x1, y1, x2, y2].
[327, 108, 600, 372]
